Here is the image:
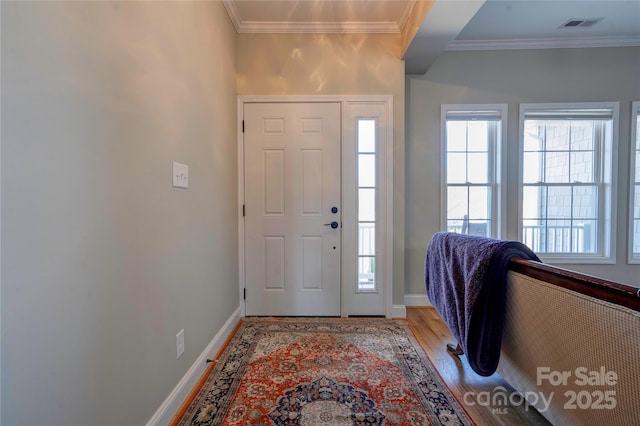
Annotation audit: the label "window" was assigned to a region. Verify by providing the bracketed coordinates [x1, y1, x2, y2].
[520, 103, 618, 262]
[343, 99, 392, 316]
[357, 119, 376, 290]
[630, 102, 640, 263]
[442, 105, 506, 238]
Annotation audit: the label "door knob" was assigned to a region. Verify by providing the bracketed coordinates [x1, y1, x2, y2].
[324, 221, 339, 229]
[331, 207, 339, 214]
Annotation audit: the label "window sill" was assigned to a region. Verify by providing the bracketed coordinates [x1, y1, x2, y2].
[627, 256, 640, 265]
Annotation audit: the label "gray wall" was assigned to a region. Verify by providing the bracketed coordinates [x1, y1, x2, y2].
[1, 2, 238, 425]
[406, 47, 640, 295]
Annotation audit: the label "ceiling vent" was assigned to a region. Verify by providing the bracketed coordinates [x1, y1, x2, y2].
[560, 18, 603, 28]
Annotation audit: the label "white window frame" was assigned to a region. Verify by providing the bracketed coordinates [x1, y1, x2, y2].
[629, 101, 640, 264]
[440, 104, 507, 239]
[518, 102, 619, 264]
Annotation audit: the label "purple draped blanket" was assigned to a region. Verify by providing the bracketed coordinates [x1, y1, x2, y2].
[424, 232, 540, 376]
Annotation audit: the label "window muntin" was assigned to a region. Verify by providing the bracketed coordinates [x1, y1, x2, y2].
[630, 102, 640, 263]
[443, 106, 504, 238]
[520, 104, 617, 261]
[357, 119, 376, 291]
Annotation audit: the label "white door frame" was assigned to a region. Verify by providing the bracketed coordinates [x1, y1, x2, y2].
[237, 95, 393, 318]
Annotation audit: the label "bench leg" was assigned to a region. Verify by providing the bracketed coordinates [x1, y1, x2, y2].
[446, 343, 464, 356]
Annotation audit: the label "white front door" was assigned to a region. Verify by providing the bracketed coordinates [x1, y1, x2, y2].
[244, 102, 341, 316]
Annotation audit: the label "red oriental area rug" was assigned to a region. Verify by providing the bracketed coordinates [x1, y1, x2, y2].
[178, 318, 473, 426]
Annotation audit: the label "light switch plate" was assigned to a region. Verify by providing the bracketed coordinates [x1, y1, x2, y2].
[173, 162, 188, 188]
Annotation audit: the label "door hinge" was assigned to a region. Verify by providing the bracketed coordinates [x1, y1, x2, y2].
[242, 120, 245, 133]
[243, 288, 246, 300]
[242, 204, 245, 217]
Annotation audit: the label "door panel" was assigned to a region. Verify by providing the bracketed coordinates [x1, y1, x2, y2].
[244, 102, 341, 316]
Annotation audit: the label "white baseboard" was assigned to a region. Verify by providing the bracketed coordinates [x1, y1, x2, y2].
[147, 307, 242, 426]
[391, 305, 406, 318]
[404, 294, 432, 307]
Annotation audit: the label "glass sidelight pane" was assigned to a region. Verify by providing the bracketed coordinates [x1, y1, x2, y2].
[358, 154, 376, 187]
[358, 223, 375, 256]
[358, 120, 376, 153]
[358, 188, 375, 222]
[358, 256, 375, 290]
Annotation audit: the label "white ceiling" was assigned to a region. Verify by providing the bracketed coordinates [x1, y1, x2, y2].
[452, 1, 640, 48]
[223, 0, 640, 73]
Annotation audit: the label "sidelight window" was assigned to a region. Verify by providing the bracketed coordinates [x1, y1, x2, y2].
[357, 119, 376, 291]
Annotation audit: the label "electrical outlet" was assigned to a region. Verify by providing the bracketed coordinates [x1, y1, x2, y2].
[173, 162, 189, 188]
[176, 329, 185, 359]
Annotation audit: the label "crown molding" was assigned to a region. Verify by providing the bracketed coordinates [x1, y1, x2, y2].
[237, 21, 400, 34]
[447, 35, 640, 51]
[221, 0, 401, 34]
[397, 0, 417, 34]
[222, 0, 242, 33]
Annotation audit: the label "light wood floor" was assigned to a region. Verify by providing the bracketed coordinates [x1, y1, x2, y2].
[406, 307, 550, 425]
